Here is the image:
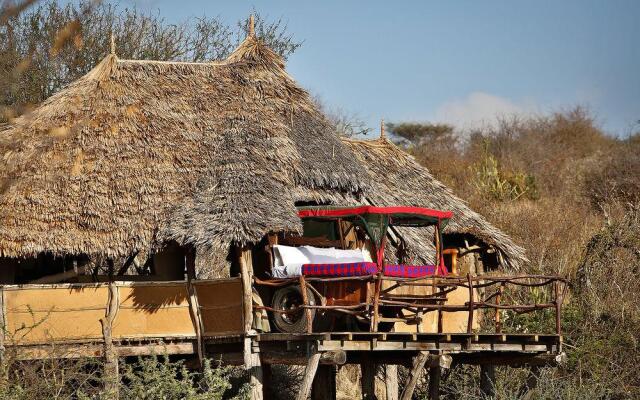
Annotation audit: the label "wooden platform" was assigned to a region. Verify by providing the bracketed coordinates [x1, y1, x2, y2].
[10, 332, 563, 367]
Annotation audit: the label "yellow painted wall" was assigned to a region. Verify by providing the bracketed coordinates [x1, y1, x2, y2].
[3, 279, 244, 345]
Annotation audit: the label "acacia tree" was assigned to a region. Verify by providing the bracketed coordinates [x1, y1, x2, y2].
[0, 0, 301, 120]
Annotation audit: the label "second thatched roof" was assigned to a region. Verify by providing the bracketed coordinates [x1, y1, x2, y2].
[343, 137, 528, 269]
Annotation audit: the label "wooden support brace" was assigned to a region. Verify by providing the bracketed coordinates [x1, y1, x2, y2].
[400, 351, 429, 400]
[296, 352, 322, 400]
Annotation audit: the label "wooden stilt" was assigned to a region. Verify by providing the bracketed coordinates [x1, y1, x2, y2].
[297, 352, 322, 400]
[428, 367, 441, 400]
[262, 364, 273, 400]
[312, 365, 337, 400]
[400, 352, 429, 400]
[249, 364, 264, 400]
[361, 355, 377, 399]
[385, 364, 399, 400]
[480, 365, 496, 398]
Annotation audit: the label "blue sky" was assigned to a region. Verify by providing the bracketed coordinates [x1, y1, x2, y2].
[118, 0, 639, 136]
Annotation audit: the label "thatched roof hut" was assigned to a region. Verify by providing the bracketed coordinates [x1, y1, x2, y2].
[343, 137, 527, 269]
[0, 27, 526, 275]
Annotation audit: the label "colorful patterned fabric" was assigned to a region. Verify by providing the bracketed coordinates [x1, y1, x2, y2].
[302, 262, 378, 277]
[383, 264, 444, 278]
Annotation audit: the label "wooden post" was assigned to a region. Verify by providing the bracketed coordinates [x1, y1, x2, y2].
[480, 365, 496, 398]
[186, 247, 204, 367]
[467, 273, 474, 334]
[262, 364, 273, 400]
[385, 365, 399, 400]
[361, 355, 377, 399]
[371, 275, 383, 332]
[0, 286, 5, 362]
[428, 367, 441, 400]
[249, 364, 264, 400]
[297, 352, 322, 400]
[299, 275, 313, 333]
[243, 337, 263, 400]
[312, 365, 337, 400]
[101, 281, 120, 399]
[495, 283, 504, 333]
[238, 246, 255, 334]
[554, 281, 562, 335]
[399, 352, 429, 400]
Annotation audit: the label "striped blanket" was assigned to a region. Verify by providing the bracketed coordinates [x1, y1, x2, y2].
[301, 263, 444, 277]
[301, 262, 378, 277]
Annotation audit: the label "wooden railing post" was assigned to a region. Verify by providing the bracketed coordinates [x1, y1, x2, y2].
[299, 275, 313, 333]
[467, 273, 474, 334]
[495, 282, 504, 333]
[556, 281, 561, 335]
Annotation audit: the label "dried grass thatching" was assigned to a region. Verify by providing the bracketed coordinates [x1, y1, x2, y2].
[343, 137, 528, 269]
[0, 31, 526, 272]
[0, 33, 366, 258]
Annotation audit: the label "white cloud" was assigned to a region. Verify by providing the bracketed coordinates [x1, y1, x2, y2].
[434, 92, 535, 130]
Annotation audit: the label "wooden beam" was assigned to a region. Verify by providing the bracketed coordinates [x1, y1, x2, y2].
[312, 365, 337, 400]
[296, 352, 321, 400]
[400, 352, 429, 400]
[30, 265, 87, 284]
[361, 355, 377, 399]
[385, 364, 398, 400]
[259, 350, 346, 366]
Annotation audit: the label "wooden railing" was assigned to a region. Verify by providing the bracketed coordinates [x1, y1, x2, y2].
[254, 274, 568, 335]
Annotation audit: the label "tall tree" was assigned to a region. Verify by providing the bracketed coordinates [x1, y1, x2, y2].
[0, 0, 301, 121]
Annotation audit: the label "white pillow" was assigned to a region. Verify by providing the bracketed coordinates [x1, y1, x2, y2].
[273, 245, 311, 267]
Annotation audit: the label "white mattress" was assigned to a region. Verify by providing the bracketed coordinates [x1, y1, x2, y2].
[271, 245, 372, 278]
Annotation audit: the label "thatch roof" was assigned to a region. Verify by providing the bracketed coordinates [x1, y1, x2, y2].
[343, 137, 528, 269]
[0, 32, 366, 258]
[0, 29, 526, 271]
